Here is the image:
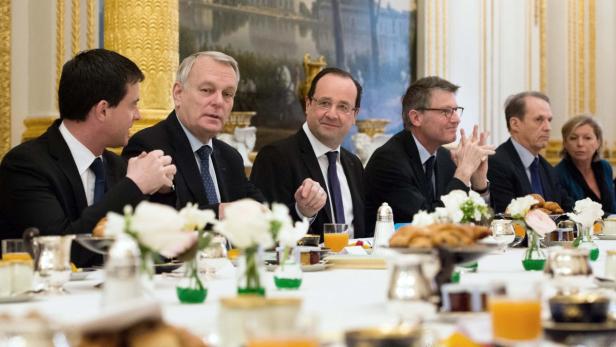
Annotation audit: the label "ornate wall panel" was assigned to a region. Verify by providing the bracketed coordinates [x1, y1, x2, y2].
[0, 0, 10, 158]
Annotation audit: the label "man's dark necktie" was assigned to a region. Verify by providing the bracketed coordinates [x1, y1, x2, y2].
[529, 157, 544, 196]
[326, 151, 345, 224]
[424, 155, 436, 202]
[196, 145, 219, 204]
[90, 157, 106, 204]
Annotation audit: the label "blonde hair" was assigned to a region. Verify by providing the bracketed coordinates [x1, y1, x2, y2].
[560, 114, 603, 161]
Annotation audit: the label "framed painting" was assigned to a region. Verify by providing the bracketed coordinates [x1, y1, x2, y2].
[180, 0, 417, 151]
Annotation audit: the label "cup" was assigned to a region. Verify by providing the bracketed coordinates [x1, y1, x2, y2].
[603, 218, 616, 235]
[489, 284, 542, 344]
[1, 239, 32, 261]
[323, 223, 349, 253]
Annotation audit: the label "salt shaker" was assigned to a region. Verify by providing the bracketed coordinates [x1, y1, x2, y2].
[103, 233, 142, 307]
[373, 202, 395, 249]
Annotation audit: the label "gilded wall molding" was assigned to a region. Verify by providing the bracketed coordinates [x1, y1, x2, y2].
[0, 0, 10, 158]
[539, 0, 547, 93]
[56, 0, 65, 101]
[427, 0, 433, 73]
[589, 0, 596, 113]
[104, 0, 179, 133]
[568, 0, 574, 116]
[577, 0, 585, 112]
[71, 0, 80, 55]
[443, 0, 447, 77]
[87, 0, 96, 49]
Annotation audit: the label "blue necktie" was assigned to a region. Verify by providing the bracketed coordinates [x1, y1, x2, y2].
[529, 158, 544, 196]
[196, 145, 219, 204]
[90, 157, 106, 204]
[326, 151, 345, 224]
[424, 155, 436, 202]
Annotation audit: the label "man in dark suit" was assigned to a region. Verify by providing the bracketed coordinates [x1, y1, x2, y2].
[488, 91, 572, 213]
[251, 68, 365, 238]
[0, 49, 176, 266]
[123, 52, 322, 216]
[364, 76, 494, 229]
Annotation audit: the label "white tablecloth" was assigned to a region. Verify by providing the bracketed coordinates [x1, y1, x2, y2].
[2, 240, 616, 345]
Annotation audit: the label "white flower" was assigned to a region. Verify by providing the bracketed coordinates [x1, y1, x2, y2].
[278, 219, 310, 248]
[468, 191, 486, 207]
[104, 211, 126, 237]
[506, 196, 539, 219]
[567, 198, 604, 229]
[179, 202, 216, 231]
[412, 210, 435, 227]
[130, 201, 195, 255]
[441, 190, 468, 210]
[214, 199, 274, 249]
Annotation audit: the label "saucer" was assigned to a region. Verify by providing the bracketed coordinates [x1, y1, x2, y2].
[596, 234, 616, 240]
[0, 293, 36, 304]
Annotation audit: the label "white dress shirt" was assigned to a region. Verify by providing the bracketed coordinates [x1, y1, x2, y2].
[177, 117, 221, 202]
[302, 123, 355, 237]
[58, 122, 99, 206]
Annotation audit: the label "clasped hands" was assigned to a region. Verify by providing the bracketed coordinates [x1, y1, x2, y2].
[451, 125, 495, 191]
[126, 150, 177, 195]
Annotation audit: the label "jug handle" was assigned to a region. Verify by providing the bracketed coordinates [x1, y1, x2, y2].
[22, 227, 40, 260]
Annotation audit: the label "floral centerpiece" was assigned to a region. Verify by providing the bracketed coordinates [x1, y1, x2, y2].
[273, 205, 309, 290]
[104, 201, 215, 303]
[506, 196, 556, 270]
[435, 190, 491, 224]
[215, 199, 307, 296]
[568, 198, 603, 261]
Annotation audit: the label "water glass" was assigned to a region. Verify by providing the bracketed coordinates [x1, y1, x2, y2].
[490, 220, 515, 252]
[1, 239, 32, 261]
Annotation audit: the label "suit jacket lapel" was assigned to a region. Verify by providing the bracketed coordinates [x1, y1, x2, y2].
[504, 139, 533, 194]
[211, 139, 229, 202]
[47, 121, 88, 211]
[403, 132, 432, 200]
[297, 130, 332, 222]
[166, 113, 210, 205]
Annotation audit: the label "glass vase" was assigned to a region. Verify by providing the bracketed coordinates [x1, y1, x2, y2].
[237, 246, 266, 296]
[574, 224, 599, 261]
[176, 257, 207, 303]
[522, 230, 546, 271]
[274, 247, 303, 290]
[139, 251, 155, 295]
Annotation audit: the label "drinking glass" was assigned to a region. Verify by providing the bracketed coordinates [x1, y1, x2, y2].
[323, 223, 349, 253]
[489, 284, 542, 344]
[198, 235, 231, 279]
[2, 239, 32, 261]
[490, 220, 515, 252]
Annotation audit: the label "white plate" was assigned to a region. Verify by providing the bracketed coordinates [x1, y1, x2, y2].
[0, 294, 36, 304]
[596, 234, 616, 240]
[265, 262, 327, 272]
[70, 269, 96, 281]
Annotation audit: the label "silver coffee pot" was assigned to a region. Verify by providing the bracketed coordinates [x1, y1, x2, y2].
[33, 235, 75, 294]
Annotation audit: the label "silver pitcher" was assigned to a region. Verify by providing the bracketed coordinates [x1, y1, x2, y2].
[544, 247, 592, 295]
[387, 254, 433, 302]
[33, 235, 76, 294]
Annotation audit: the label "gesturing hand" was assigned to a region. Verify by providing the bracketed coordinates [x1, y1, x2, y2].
[294, 178, 327, 218]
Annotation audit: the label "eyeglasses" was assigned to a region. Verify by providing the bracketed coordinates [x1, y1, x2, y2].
[416, 106, 464, 119]
[310, 97, 357, 116]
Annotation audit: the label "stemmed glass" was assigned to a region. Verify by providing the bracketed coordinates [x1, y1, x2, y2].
[490, 219, 516, 252]
[198, 235, 230, 279]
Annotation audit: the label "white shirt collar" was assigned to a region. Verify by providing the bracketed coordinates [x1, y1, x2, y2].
[302, 122, 341, 158]
[177, 116, 214, 152]
[412, 132, 435, 165]
[58, 121, 98, 175]
[510, 137, 537, 168]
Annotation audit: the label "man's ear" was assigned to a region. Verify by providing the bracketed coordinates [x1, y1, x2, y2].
[172, 82, 183, 106]
[509, 116, 520, 132]
[92, 100, 109, 122]
[408, 109, 422, 127]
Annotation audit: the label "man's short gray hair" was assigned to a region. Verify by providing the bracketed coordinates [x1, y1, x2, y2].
[176, 51, 240, 85]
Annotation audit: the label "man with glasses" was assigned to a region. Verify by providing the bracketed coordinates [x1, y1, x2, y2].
[364, 76, 494, 229]
[251, 68, 366, 238]
[488, 91, 572, 213]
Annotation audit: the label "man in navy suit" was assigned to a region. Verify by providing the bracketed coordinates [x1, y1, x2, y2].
[251, 68, 365, 238]
[124, 51, 327, 218]
[488, 91, 572, 213]
[365, 76, 494, 229]
[0, 49, 176, 266]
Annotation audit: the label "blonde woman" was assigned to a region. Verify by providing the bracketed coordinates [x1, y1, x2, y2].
[555, 115, 616, 214]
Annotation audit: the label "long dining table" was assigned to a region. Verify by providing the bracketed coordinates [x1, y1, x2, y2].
[2, 239, 616, 346]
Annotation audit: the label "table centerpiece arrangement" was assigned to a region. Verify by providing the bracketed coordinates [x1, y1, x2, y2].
[569, 198, 604, 261]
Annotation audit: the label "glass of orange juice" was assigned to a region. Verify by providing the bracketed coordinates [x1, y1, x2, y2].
[489, 285, 542, 344]
[323, 223, 349, 253]
[1, 239, 32, 261]
[245, 313, 319, 347]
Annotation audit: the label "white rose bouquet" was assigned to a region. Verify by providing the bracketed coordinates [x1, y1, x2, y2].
[436, 190, 490, 224]
[568, 198, 603, 254]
